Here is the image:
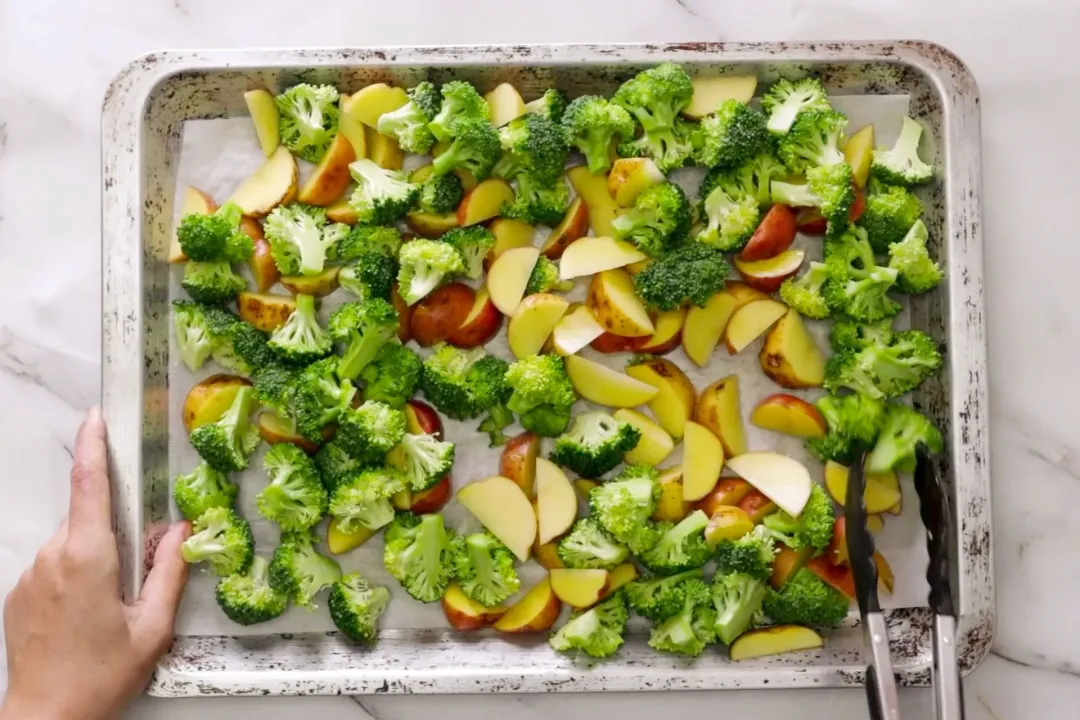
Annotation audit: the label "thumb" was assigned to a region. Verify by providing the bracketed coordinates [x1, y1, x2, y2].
[131, 522, 190, 654]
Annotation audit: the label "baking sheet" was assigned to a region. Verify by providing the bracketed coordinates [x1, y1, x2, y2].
[169, 94, 930, 637]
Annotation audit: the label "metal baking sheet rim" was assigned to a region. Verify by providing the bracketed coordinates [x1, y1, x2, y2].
[100, 41, 991, 696]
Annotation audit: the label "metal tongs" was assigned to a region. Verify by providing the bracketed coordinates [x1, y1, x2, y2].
[845, 448, 965, 720]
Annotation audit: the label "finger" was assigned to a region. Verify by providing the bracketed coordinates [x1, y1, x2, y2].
[41, 518, 69, 555]
[132, 522, 191, 648]
[68, 406, 112, 535]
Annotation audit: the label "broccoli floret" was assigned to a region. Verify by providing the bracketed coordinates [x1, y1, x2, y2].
[612, 63, 693, 173]
[561, 95, 636, 174]
[761, 77, 832, 135]
[821, 226, 900, 323]
[624, 568, 705, 621]
[210, 319, 274, 377]
[639, 510, 711, 575]
[359, 342, 421, 408]
[805, 392, 886, 465]
[493, 113, 568, 187]
[431, 119, 501, 181]
[314, 439, 362, 492]
[617, 116, 696, 173]
[823, 330, 943, 399]
[339, 252, 396, 302]
[888, 220, 943, 294]
[172, 461, 238, 521]
[172, 300, 233, 371]
[632, 242, 730, 311]
[505, 355, 576, 434]
[328, 572, 391, 643]
[524, 89, 568, 122]
[524, 255, 573, 296]
[267, 294, 332, 365]
[771, 163, 856, 224]
[420, 345, 510, 420]
[775, 110, 848, 174]
[712, 570, 768, 645]
[181, 507, 254, 577]
[182, 260, 247, 304]
[383, 512, 456, 603]
[276, 83, 339, 162]
[691, 100, 769, 169]
[328, 298, 399, 381]
[861, 184, 923, 252]
[347, 159, 420, 226]
[611, 182, 691, 258]
[647, 577, 716, 657]
[256, 443, 328, 532]
[252, 362, 298, 423]
[550, 411, 640, 479]
[176, 203, 252, 263]
[428, 81, 489, 142]
[502, 173, 571, 226]
[778, 262, 831, 319]
[336, 401, 406, 465]
[265, 204, 348, 276]
[442, 226, 496, 280]
[557, 517, 629, 569]
[416, 173, 464, 215]
[701, 152, 787, 208]
[400, 432, 455, 492]
[329, 466, 407, 533]
[866, 403, 944, 474]
[519, 403, 572, 437]
[762, 485, 835, 552]
[478, 403, 515, 447]
[268, 530, 342, 609]
[763, 568, 849, 627]
[293, 357, 357, 444]
[451, 532, 521, 607]
[828, 317, 896, 353]
[589, 464, 661, 553]
[713, 525, 777, 580]
[216, 556, 289, 626]
[871, 116, 934, 186]
[333, 224, 403, 262]
[376, 81, 440, 154]
[396, 239, 466, 306]
[189, 386, 260, 472]
[550, 593, 628, 659]
[696, 185, 761, 251]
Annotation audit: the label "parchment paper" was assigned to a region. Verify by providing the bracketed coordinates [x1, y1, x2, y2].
[168, 95, 928, 637]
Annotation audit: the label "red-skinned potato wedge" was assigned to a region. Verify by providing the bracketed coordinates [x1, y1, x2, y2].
[850, 186, 866, 223]
[603, 563, 640, 599]
[448, 287, 502, 348]
[533, 536, 565, 570]
[182, 375, 252, 433]
[243, 219, 280, 292]
[738, 204, 797, 262]
[486, 218, 535, 270]
[693, 374, 747, 456]
[458, 179, 514, 226]
[328, 523, 377, 555]
[411, 475, 452, 514]
[168, 186, 218, 263]
[391, 284, 411, 343]
[550, 568, 609, 609]
[410, 282, 475, 347]
[738, 489, 779, 523]
[828, 515, 849, 565]
[540, 197, 589, 260]
[227, 145, 298, 217]
[724, 299, 787, 354]
[770, 545, 813, 590]
[703, 506, 756, 546]
[638, 308, 686, 355]
[729, 625, 823, 661]
[442, 582, 508, 631]
[695, 477, 753, 518]
[236, 292, 297, 333]
[500, 432, 540, 499]
[297, 133, 356, 206]
[805, 555, 857, 601]
[257, 412, 320, 454]
[734, 249, 806, 294]
[405, 400, 443, 439]
[493, 576, 561, 633]
[590, 331, 650, 354]
[750, 393, 828, 439]
[795, 208, 827, 236]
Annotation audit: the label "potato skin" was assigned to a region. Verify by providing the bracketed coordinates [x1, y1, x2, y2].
[182, 375, 251, 432]
[409, 283, 475, 347]
[586, 271, 653, 337]
[280, 267, 340, 297]
[236, 292, 297, 333]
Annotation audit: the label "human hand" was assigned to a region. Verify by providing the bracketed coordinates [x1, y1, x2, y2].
[2, 406, 190, 720]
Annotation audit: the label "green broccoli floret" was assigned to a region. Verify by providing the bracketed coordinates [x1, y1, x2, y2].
[589, 464, 661, 554]
[861, 183, 923, 252]
[866, 403, 944, 474]
[176, 203, 252, 263]
[264, 204, 348, 276]
[805, 392, 886, 465]
[778, 262, 830, 319]
[216, 556, 289, 626]
[761, 77, 832, 135]
[612, 63, 694, 173]
[268, 530, 342, 609]
[519, 403, 572, 437]
[557, 517, 629, 570]
[276, 84, 339, 162]
[417, 173, 464, 215]
[624, 568, 705, 621]
[400, 432, 455, 492]
[561, 95, 636, 174]
[339, 252, 396, 302]
[172, 461, 238, 521]
[189, 386, 260, 472]
[611, 182, 691, 258]
[252, 362, 299, 423]
[639, 510, 711, 576]
[328, 298, 399, 381]
[696, 185, 761, 251]
[525, 255, 573, 296]
[478, 403, 515, 448]
[452, 532, 521, 607]
[647, 577, 716, 657]
[428, 81, 489, 142]
[550, 593, 628, 659]
[775, 110, 848, 174]
[505, 355, 576, 436]
[502, 173, 570, 226]
[713, 525, 777, 580]
[828, 317, 896, 353]
[712, 570, 768, 645]
[329, 466, 407, 533]
[347, 159, 420, 225]
[314, 439, 362, 492]
[823, 330, 943, 399]
[632, 242, 730, 311]
[821, 226, 901, 323]
[524, 89, 568, 122]
[333, 224, 403, 261]
[172, 300, 234, 371]
[293, 357, 357, 444]
[360, 342, 421, 408]
[550, 411, 640, 479]
[888, 219, 943, 294]
[763, 568, 849, 627]
[181, 260, 247, 304]
[617, 116, 696, 173]
[336, 400, 406, 465]
[383, 512, 456, 603]
[267, 294, 332, 365]
[256, 443, 328, 531]
[871, 116, 934, 186]
[181, 507, 254, 577]
[431, 119, 501, 181]
[771, 163, 855, 224]
[691, 100, 769, 169]
[420, 345, 510, 420]
[328, 572, 391, 643]
[494, 113, 568, 187]
[376, 81, 441, 154]
[762, 485, 835, 551]
[701, 152, 787, 208]
[442, 226, 496, 280]
[396, 239, 466, 306]
[210, 319, 275, 377]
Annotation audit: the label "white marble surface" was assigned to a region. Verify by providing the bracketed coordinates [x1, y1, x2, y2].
[2, 0, 1079, 717]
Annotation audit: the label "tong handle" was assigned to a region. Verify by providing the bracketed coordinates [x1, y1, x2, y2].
[933, 615, 965, 720]
[864, 613, 901, 720]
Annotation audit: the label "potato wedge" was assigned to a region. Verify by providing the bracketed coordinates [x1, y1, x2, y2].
[243, 219, 279, 292]
[484, 83, 525, 127]
[182, 375, 251, 433]
[567, 165, 619, 237]
[228, 146, 298, 217]
[458, 179, 514, 226]
[683, 76, 758, 120]
[297, 133, 356, 206]
[693, 374, 747, 457]
[613, 409, 674, 466]
[729, 625, 823, 661]
[348, 83, 408, 128]
[365, 127, 404, 170]
[587, 269, 654, 338]
[236, 292, 297, 333]
[625, 358, 696, 439]
[539, 197, 589, 259]
[279, 267, 340, 297]
[337, 92, 368, 160]
[168, 186, 218, 263]
[244, 89, 280, 157]
[565, 355, 659, 408]
[410, 282, 475, 347]
[759, 309, 826, 389]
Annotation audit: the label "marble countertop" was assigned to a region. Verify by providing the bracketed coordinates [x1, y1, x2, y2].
[2, 0, 1080, 717]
